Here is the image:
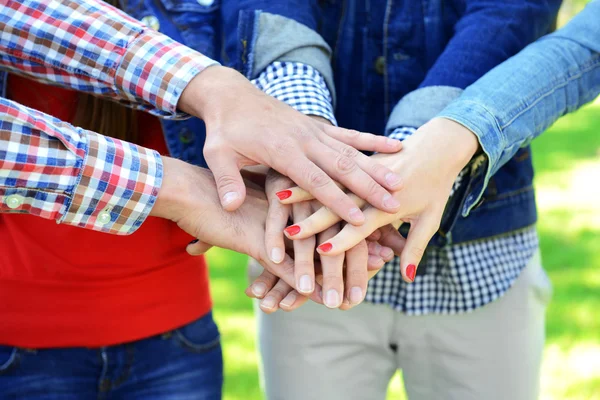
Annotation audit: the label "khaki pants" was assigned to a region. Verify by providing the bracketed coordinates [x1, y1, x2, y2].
[251, 251, 552, 400]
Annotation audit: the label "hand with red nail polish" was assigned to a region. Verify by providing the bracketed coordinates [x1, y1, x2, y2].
[274, 118, 481, 282]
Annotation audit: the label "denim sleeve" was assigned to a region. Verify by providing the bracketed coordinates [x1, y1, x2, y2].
[438, 0, 600, 216]
[221, 1, 335, 104]
[419, 0, 561, 90]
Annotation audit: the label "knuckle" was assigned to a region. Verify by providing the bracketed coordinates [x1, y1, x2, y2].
[346, 129, 361, 140]
[366, 179, 382, 199]
[347, 267, 367, 281]
[294, 259, 314, 271]
[268, 287, 289, 300]
[339, 145, 359, 159]
[215, 173, 239, 189]
[307, 169, 330, 189]
[335, 155, 357, 175]
[409, 245, 427, 259]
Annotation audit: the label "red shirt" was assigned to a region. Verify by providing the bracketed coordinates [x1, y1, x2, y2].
[0, 75, 212, 348]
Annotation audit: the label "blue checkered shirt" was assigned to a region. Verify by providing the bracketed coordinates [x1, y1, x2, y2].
[261, 62, 539, 315]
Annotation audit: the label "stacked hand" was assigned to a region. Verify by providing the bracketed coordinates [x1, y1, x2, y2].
[245, 118, 480, 310]
[168, 67, 480, 312]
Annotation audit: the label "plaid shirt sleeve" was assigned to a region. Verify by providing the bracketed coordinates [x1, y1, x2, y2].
[0, 0, 218, 119]
[252, 62, 337, 126]
[0, 96, 162, 235]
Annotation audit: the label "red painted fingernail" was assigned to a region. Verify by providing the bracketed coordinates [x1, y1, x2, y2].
[276, 190, 292, 201]
[318, 243, 333, 253]
[406, 264, 416, 282]
[284, 225, 301, 236]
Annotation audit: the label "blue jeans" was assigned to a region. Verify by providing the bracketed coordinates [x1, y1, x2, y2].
[0, 312, 223, 399]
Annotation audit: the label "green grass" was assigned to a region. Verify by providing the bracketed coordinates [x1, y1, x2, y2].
[208, 103, 600, 400]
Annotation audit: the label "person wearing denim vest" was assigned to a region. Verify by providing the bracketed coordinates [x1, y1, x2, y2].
[235, 1, 565, 399]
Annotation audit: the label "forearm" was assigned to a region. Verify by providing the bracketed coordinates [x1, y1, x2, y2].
[0, 0, 217, 119]
[0, 96, 161, 234]
[438, 1, 600, 195]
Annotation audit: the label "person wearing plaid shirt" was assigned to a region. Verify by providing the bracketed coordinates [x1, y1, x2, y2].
[0, 0, 408, 398]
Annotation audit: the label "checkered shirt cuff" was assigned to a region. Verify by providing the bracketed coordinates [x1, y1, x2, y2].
[252, 62, 337, 126]
[0, 0, 217, 120]
[116, 30, 218, 119]
[0, 97, 162, 235]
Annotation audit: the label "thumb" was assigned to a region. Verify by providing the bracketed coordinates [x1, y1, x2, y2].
[400, 213, 440, 283]
[186, 239, 213, 256]
[205, 150, 247, 211]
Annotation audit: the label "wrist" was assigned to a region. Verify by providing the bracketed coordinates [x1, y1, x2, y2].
[422, 117, 481, 173]
[150, 157, 215, 221]
[178, 65, 246, 122]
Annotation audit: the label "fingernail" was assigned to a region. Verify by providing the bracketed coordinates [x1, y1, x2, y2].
[374, 243, 382, 254]
[406, 264, 417, 282]
[298, 275, 313, 294]
[349, 207, 365, 223]
[324, 289, 340, 308]
[387, 137, 401, 148]
[270, 248, 284, 264]
[261, 296, 276, 310]
[222, 192, 239, 206]
[276, 190, 292, 201]
[284, 225, 301, 236]
[318, 242, 333, 253]
[350, 287, 363, 304]
[383, 193, 401, 209]
[189, 239, 199, 244]
[385, 172, 402, 188]
[252, 282, 267, 297]
[280, 292, 297, 308]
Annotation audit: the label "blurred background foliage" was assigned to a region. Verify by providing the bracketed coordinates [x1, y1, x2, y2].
[207, 1, 600, 398]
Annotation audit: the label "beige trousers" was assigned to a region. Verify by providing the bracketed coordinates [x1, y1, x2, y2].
[252, 251, 552, 400]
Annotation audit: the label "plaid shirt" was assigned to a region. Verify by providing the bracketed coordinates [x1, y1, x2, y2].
[266, 64, 539, 314]
[0, 0, 216, 234]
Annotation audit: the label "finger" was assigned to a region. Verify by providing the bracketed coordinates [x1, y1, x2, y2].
[245, 268, 279, 299]
[400, 212, 441, 283]
[186, 240, 213, 256]
[282, 156, 366, 225]
[276, 181, 344, 204]
[307, 142, 401, 214]
[321, 134, 403, 191]
[367, 241, 395, 263]
[376, 225, 407, 256]
[291, 203, 317, 295]
[257, 251, 298, 290]
[318, 226, 345, 308]
[204, 149, 246, 211]
[279, 290, 310, 312]
[265, 197, 291, 264]
[367, 254, 385, 271]
[344, 239, 369, 306]
[316, 207, 396, 256]
[321, 123, 403, 154]
[259, 279, 294, 314]
[284, 194, 366, 240]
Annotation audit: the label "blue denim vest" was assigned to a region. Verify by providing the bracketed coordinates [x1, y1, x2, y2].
[0, 0, 223, 169]
[235, 0, 559, 245]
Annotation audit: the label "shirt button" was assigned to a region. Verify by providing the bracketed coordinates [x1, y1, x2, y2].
[196, 0, 214, 6]
[5, 194, 24, 209]
[141, 15, 160, 31]
[374, 56, 386, 75]
[98, 211, 112, 225]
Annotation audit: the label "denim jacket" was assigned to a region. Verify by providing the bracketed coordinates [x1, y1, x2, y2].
[233, 0, 561, 245]
[439, 0, 600, 209]
[0, 0, 223, 169]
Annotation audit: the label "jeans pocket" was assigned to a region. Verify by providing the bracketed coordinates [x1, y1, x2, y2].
[173, 312, 221, 354]
[0, 346, 20, 375]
